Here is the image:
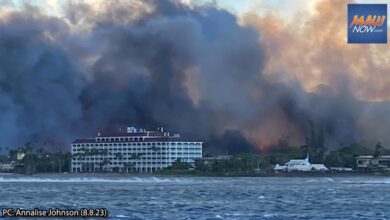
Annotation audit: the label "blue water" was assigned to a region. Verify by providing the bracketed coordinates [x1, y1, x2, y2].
[1, 176, 389, 219]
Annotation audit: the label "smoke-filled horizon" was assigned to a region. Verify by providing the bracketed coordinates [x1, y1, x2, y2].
[0, 0, 389, 152]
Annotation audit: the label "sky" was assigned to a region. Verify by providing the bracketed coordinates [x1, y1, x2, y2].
[1, 0, 318, 19]
[1, 0, 388, 26]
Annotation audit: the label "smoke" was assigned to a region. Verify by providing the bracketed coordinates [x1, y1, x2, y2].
[242, 0, 390, 148]
[0, 10, 84, 147]
[0, 0, 389, 152]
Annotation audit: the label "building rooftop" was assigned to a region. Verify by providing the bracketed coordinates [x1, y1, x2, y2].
[73, 137, 202, 144]
[72, 127, 202, 144]
[97, 131, 163, 137]
[356, 155, 390, 159]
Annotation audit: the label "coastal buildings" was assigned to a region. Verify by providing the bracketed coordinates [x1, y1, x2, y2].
[0, 156, 15, 172]
[71, 127, 203, 173]
[16, 152, 26, 160]
[274, 155, 328, 172]
[200, 155, 232, 166]
[356, 155, 390, 172]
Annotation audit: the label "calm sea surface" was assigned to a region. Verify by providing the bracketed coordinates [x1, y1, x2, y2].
[1, 176, 389, 219]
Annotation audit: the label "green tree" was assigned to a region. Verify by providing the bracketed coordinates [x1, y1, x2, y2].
[115, 152, 123, 160]
[21, 154, 37, 174]
[24, 142, 33, 154]
[8, 149, 18, 160]
[194, 159, 207, 172]
[36, 148, 47, 172]
[305, 121, 326, 163]
[324, 143, 372, 168]
[169, 158, 191, 170]
[373, 142, 383, 159]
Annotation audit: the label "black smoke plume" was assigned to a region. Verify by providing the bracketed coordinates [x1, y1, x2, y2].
[0, 0, 389, 152]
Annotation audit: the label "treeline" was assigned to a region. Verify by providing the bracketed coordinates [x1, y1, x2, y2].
[8, 142, 71, 174]
[4, 140, 387, 175]
[263, 120, 388, 169]
[165, 143, 386, 175]
[162, 154, 268, 175]
[263, 142, 386, 169]
[195, 154, 267, 173]
[324, 142, 387, 168]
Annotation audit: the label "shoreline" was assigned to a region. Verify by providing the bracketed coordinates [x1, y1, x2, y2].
[0, 172, 386, 178]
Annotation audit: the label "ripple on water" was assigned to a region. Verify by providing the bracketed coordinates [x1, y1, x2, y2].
[1, 177, 390, 219]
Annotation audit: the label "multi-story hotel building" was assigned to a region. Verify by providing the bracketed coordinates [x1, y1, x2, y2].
[71, 127, 203, 173]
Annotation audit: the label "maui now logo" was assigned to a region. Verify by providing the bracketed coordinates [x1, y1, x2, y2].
[349, 15, 385, 33]
[348, 4, 387, 44]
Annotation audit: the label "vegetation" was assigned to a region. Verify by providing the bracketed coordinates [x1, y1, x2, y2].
[7, 142, 71, 174]
[188, 142, 389, 175]
[164, 158, 192, 171]
[324, 143, 372, 168]
[162, 154, 268, 175]
[206, 154, 263, 173]
[304, 121, 326, 163]
[3, 138, 390, 175]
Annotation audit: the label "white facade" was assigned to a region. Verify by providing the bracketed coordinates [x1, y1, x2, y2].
[356, 155, 390, 171]
[274, 155, 328, 172]
[0, 162, 14, 172]
[71, 127, 203, 173]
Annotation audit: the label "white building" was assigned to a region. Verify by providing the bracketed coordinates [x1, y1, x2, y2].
[71, 127, 203, 173]
[356, 155, 390, 171]
[274, 155, 328, 172]
[0, 156, 15, 172]
[0, 162, 15, 172]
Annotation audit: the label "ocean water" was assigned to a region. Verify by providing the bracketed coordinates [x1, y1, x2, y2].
[1, 176, 390, 219]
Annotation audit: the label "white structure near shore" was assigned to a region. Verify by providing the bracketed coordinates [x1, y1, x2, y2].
[71, 127, 203, 173]
[0, 156, 15, 172]
[274, 155, 328, 172]
[356, 155, 390, 171]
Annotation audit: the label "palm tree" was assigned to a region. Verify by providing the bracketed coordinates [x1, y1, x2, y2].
[98, 161, 104, 172]
[115, 152, 123, 160]
[62, 152, 72, 172]
[130, 153, 144, 160]
[101, 158, 110, 172]
[55, 151, 67, 173]
[151, 146, 159, 152]
[24, 142, 33, 154]
[21, 154, 37, 174]
[373, 142, 383, 159]
[84, 162, 94, 172]
[122, 162, 134, 173]
[36, 148, 44, 172]
[90, 148, 99, 156]
[8, 149, 18, 160]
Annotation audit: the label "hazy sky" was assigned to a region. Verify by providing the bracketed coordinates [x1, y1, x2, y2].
[3, 0, 389, 26]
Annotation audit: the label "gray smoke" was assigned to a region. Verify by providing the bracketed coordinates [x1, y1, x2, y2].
[0, 0, 389, 152]
[0, 11, 85, 147]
